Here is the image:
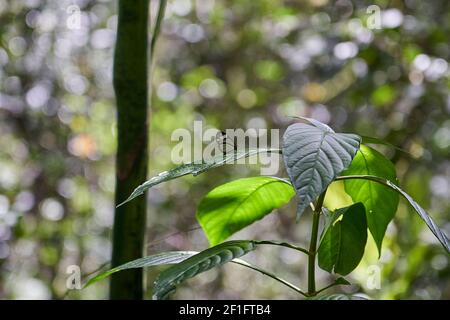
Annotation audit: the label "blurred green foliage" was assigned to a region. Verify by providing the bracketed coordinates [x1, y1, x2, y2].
[0, 0, 449, 299]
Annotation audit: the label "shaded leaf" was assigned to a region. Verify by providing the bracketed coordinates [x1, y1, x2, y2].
[153, 240, 257, 300]
[196, 176, 295, 245]
[334, 277, 351, 286]
[319, 207, 344, 246]
[118, 148, 281, 207]
[342, 145, 399, 255]
[318, 203, 367, 275]
[84, 251, 197, 288]
[282, 121, 361, 219]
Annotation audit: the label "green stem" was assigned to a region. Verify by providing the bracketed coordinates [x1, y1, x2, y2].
[315, 279, 348, 295]
[307, 189, 326, 296]
[232, 259, 308, 297]
[254, 240, 309, 255]
[150, 0, 167, 56]
[110, 0, 150, 299]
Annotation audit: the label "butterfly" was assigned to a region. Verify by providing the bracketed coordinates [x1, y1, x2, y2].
[215, 130, 238, 156]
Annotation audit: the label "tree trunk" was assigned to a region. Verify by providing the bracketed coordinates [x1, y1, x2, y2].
[110, 0, 149, 299]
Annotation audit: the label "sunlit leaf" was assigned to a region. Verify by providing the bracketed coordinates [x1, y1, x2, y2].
[196, 176, 295, 245]
[342, 145, 399, 255]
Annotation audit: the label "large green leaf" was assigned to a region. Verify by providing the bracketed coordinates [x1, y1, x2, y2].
[318, 203, 367, 275]
[118, 148, 281, 207]
[342, 145, 399, 255]
[196, 176, 295, 245]
[153, 240, 257, 300]
[84, 251, 197, 288]
[336, 175, 450, 253]
[282, 120, 361, 219]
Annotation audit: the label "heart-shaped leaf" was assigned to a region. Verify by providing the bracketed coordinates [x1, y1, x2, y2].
[196, 176, 295, 245]
[318, 203, 367, 275]
[282, 120, 361, 219]
[342, 145, 399, 255]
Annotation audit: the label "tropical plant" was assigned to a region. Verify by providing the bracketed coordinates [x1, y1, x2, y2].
[86, 117, 449, 299]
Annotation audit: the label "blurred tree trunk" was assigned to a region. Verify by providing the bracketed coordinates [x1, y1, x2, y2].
[110, 0, 149, 299]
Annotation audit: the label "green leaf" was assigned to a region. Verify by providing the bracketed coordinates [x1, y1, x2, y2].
[118, 148, 281, 207]
[282, 120, 361, 219]
[84, 251, 197, 288]
[336, 175, 450, 253]
[318, 203, 368, 275]
[334, 277, 351, 286]
[311, 294, 368, 300]
[153, 240, 257, 300]
[196, 176, 295, 245]
[342, 145, 399, 255]
[319, 207, 344, 246]
[314, 277, 352, 295]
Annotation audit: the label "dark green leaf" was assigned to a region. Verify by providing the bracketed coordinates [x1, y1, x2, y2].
[342, 145, 399, 255]
[118, 148, 281, 207]
[334, 277, 351, 286]
[318, 203, 367, 275]
[282, 120, 361, 219]
[196, 176, 295, 245]
[153, 240, 257, 300]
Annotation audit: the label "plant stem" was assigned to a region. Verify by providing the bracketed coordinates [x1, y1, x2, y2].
[110, 0, 150, 299]
[307, 189, 327, 296]
[254, 240, 309, 255]
[232, 260, 308, 297]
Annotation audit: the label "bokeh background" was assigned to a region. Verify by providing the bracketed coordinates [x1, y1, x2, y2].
[1, 0, 450, 299]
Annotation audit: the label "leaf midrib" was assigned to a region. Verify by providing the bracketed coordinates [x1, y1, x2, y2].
[298, 131, 327, 205]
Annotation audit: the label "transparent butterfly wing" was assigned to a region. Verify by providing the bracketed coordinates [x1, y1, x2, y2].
[215, 131, 236, 154]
